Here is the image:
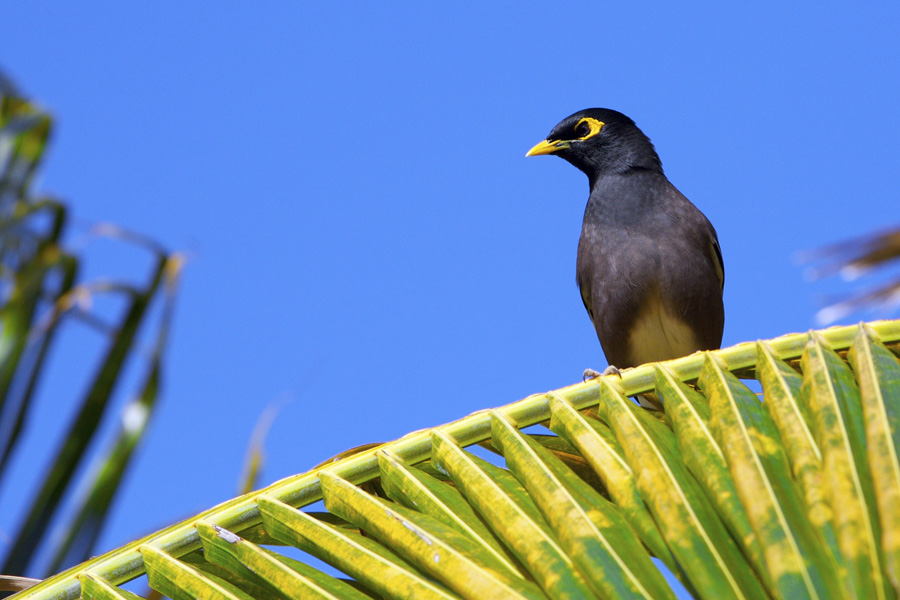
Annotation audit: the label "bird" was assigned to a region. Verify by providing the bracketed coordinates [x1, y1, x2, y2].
[526, 108, 724, 374]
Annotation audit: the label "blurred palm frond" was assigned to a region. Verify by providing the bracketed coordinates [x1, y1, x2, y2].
[0, 71, 180, 578]
[799, 225, 900, 324]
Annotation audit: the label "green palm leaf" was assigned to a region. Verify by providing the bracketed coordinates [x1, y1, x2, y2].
[11, 320, 900, 600]
[1, 74, 180, 576]
[700, 354, 840, 599]
[802, 335, 890, 599]
[847, 326, 900, 593]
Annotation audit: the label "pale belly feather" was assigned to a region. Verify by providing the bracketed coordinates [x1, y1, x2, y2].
[626, 293, 702, 366]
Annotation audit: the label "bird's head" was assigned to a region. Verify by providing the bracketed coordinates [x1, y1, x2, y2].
[526, 108, 662, 179]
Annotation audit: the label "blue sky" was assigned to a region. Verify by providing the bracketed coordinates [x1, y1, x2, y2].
[2, 2, 899, 589]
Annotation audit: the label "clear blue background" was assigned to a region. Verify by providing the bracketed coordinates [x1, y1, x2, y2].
[2, 2, 899, 592]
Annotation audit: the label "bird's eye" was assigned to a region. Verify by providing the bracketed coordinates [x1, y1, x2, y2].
[575, 122, 591, 138]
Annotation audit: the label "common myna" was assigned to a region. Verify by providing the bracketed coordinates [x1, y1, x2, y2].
[527, 108, 724, 371]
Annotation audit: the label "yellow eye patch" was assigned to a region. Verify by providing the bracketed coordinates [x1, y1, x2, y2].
[575, 117, 604, 140]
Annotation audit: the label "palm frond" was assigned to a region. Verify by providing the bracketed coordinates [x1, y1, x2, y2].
[1, 73, 181, 576]
[800, 226, 900, 324]
[12, 320, 900, 600]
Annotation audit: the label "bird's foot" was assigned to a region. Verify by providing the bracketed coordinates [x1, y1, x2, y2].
[583, 365, 621, 381]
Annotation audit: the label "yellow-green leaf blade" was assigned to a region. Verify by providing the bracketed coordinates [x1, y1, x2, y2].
[847, 325, 900, 594]
[701, 355, 841, 600]
[196, 520, 371, 600]
[431, 429, 594, 599]
[546, 392, 675, 574]
[377, 449, 523, 579]
[491, 411, 674, 600]
[599, 379, 768, 600]
[319, 470, 545, 600]
[79, 573, 144, 600]
[803, 335, 890, 600]
[756, 342, 840, 568]
[258, 495, 456, 600]
[655, 365, 771, 591]
[140, 544, 252, 600]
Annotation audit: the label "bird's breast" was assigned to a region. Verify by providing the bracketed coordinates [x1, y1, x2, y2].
[626, 291, 703, 366]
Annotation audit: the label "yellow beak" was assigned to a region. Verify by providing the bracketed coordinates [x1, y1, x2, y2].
[525, 139, 569, 157]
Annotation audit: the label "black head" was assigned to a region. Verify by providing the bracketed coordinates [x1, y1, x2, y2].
[526, 108, 662, 180]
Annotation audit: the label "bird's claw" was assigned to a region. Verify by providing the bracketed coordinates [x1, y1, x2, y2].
[583, 365, 622, 381]
[583, 368, 602, 381]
